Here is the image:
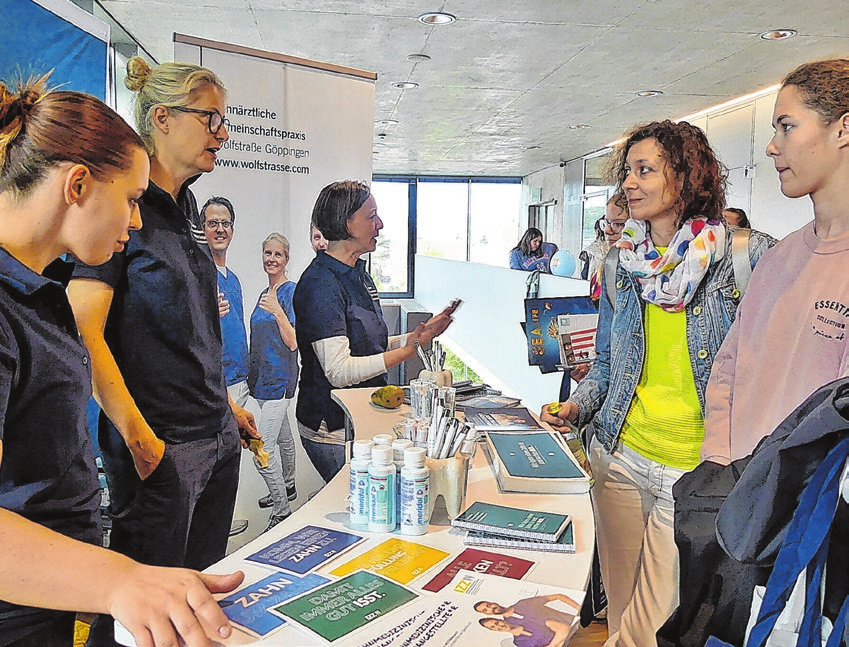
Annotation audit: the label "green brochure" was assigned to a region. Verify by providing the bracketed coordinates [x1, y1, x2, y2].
[271, 570, 418, 643]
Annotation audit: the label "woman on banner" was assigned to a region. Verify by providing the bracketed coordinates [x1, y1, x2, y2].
[248, 233, 299, 532]
[0, 75, 242, 647]
[702, 58, 849, 464]
[69, 56, 258, 592]
[541, 120, 775, 646]
[293, 180, 458, 483]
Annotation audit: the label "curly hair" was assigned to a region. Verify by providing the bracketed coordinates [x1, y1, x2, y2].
[606, 120, 727, 228]
[782, 59, 849, 125]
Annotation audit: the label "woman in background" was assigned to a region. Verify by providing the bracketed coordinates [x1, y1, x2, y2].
[542, 120, 775, 646]
[722, 207, 750, 228]
[293, 180, 457, 483]
[248, 233, 299, 532]
[703, 58, 849, 465]
[0, 76, 240, 647]
[509, 227, 559, 272]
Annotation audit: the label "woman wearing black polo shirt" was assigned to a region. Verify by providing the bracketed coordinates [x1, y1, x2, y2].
[0, 78, 242, 647]
[293, 181, 457, 483]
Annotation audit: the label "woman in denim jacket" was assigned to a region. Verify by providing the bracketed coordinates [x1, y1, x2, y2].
[542, 120, 775, 647]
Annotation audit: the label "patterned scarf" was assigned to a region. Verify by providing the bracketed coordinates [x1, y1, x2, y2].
[616, 217, 725, 311]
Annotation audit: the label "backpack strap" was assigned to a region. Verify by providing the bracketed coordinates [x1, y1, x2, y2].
[731, 228, 752, 299]
[603, 245, 619, 305]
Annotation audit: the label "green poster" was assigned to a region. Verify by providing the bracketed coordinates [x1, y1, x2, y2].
[271, 570, 418, 642]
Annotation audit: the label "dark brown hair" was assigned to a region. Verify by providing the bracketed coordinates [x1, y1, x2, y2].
[0, 73, 145, 196]
[607, 120, 727, 227]
[311, 180, 371, 242]
[513, 227, 544, 256]
[782, 59, 849, 125]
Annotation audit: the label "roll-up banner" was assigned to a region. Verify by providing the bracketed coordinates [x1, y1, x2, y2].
[174, 35, 376, 305]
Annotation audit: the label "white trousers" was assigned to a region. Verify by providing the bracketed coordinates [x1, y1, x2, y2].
[590, 436, 685, 647]
[255, 397, 296, 517]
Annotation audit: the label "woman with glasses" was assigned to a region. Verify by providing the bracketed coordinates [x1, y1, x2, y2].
[68, 57, 258, 643]
[510, 227, 559, 273]
[0, 75, 243, 647]
[248, 233, 300, 532]
[541, 120, 775, 646]
[580, 194, 629, 300]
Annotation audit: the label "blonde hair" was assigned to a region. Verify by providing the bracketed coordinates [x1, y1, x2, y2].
[0, 72, 144, 196]
[263, 232, 290, 257]
[125, 56, 226, 154]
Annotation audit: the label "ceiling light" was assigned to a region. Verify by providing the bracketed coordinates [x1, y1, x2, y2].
[759, 29, 797, 41]
[392, 81, 419, 89]
[636, 90, 663, 97]
[526, 145, 541, 150]
[568, 124, 590, 130]
[377, 119, 399, 126]
[418, 12, 456, 25]
[407, 53, 431, 62]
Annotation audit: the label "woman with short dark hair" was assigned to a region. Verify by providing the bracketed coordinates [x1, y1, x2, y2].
[293, 180, 457, 482]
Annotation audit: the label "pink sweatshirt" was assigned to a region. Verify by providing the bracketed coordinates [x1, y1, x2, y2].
[702, 221, 849, 464]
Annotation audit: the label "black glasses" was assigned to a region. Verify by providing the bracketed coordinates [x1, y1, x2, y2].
[603, 220, 626, 231]
[204, 220, 232, 230]
[170, 106, 225, 135]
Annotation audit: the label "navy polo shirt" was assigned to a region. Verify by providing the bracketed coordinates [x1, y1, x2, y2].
[217, 267, 249, 386]
[248, 281, 299, 400]
[293, 252, 388, 431]
[0, 248, 100, 638]
[72, 180, 231, 444]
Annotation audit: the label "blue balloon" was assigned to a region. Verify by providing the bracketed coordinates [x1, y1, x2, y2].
[549, 250, 577, 277]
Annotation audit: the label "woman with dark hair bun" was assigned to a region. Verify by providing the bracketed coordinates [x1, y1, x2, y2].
[542, 119, 776, 645]
[293, 180, 458, 482]
[0, 74, 241, 647]
[722, 207, 751, 228]
[510, 226, 559, 272]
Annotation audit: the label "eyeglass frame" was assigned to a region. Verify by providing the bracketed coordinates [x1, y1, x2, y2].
[603, 219, 627, 231]
[204, 219, 233, 230]
[168, 106, 226, 135]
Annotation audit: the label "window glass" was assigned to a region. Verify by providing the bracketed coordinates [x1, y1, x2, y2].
[582, 193, 607, 250]
[370, 180, 409, 293]
[469, 183, 521, 266]
[417, 181, 468, 261]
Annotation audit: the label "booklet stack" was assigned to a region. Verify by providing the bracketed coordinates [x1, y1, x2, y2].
[452, 501, 575, 553]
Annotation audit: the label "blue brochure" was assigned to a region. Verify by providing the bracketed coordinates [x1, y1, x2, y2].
[247, 525, 364, 574]
[220, 572, 329, 638]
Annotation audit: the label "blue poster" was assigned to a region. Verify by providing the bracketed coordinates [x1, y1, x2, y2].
[2, 0, 108, 99]
[220, 572, 329, 638]
[247, 525, 364, 574]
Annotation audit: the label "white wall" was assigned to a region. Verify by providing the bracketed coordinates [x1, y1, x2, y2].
[414, 255, 589, 413]
[523, 88, 814, 255]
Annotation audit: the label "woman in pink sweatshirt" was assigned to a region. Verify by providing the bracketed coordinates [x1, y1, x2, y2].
[702, 58, 849, 464]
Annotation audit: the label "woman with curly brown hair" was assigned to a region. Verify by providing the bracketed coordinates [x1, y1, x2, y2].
[542, 120, 776, 646]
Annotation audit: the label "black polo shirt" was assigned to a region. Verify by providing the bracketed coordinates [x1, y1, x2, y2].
[293, 251, 388, 432]
[72, 180, 231, 444]
[0, 248, 100, 639]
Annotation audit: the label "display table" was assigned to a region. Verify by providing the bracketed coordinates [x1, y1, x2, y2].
[120, 387, 595, 646]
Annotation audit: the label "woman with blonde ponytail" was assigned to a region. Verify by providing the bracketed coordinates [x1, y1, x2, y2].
[68, 56, 258, 605]
[0, 75, 242, 647]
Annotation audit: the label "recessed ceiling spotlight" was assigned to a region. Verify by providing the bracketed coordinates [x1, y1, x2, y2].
[407, 53, 431, 62]
[568, 124, 590, 129]
[759, 29, 797, 41]
[636, 90, 663, 97]
[418, 12, 456, 25]
[526, 145, 541, 150]
[377, 119, 399, 126]
[392, 81, 419, 89]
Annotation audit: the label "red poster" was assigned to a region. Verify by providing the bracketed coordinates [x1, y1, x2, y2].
[421, 548, 534, 592]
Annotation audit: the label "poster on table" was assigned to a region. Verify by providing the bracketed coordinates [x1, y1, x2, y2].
[350, 570, 586, 647]
[173, 34, 376, 310]
[422, 547, 534, 592]
[329, 538, 450, 585]
[246, 525, 364, 574]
